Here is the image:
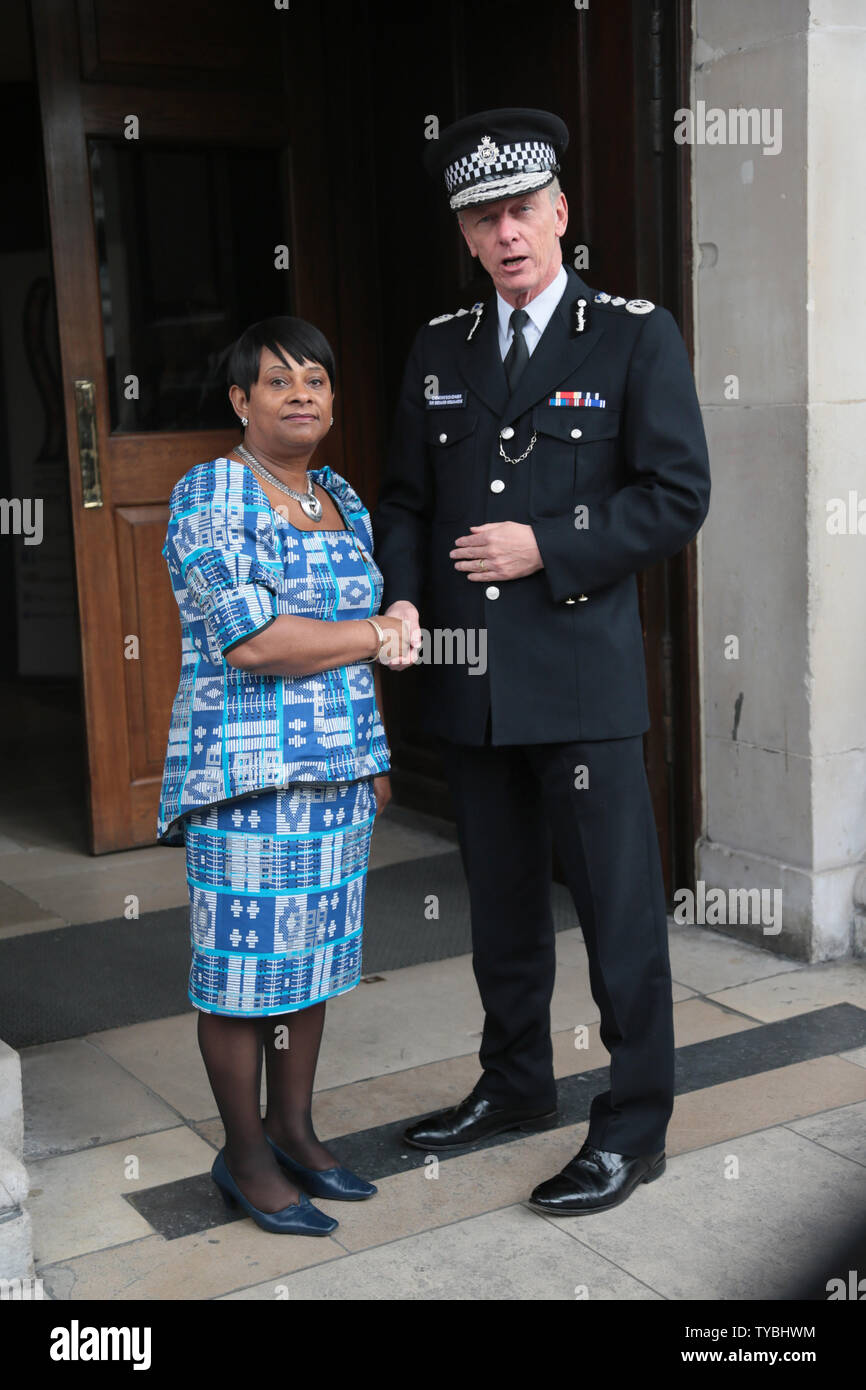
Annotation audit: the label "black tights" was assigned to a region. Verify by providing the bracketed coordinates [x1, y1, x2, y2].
[197, 1001, 337, 1213]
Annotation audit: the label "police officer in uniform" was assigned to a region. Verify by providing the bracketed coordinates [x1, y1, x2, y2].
[373, 109, 710, 1215]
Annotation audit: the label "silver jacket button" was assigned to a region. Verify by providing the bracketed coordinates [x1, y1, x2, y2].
[570, 428, 583, 439]
[438, 432, 448, 443]
[565, 597, 576, 605]
[490, 479, 505, 493]
[500, 426, 514, 439]
[485, 585, 500, 600]
[578, 594, 588, 602]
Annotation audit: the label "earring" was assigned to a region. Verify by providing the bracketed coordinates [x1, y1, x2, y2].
[241, 416, 249, 428]
[330, 416, 334, 425]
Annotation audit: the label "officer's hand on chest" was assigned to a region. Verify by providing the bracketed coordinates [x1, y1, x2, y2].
[449, 521, 543, 581]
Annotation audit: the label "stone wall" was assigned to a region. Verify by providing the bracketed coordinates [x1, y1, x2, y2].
[693, 1, 866, 960]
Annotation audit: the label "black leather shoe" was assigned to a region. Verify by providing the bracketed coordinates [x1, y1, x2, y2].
[527, 1141, 666, 1216]
[403, 1094, 558, 1150]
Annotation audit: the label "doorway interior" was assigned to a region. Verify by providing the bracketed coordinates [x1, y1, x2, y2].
[1, 0, 698, 901]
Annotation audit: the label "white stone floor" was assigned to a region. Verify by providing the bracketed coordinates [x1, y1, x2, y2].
[2, 691, 866, 1300]
[17, 918, 866, 1301]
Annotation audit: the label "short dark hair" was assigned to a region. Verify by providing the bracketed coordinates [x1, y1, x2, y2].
[226, 316, 336, 395]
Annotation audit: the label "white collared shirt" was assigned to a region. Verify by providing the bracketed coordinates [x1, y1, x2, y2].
[497, 263, 568, 360]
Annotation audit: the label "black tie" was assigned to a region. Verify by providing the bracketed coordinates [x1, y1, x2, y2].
[504, 307, 530, 393]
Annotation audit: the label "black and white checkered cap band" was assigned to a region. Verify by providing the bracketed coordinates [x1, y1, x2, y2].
[445, 141, 558, 209]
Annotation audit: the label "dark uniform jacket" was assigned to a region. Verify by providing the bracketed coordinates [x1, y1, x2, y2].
[372, 263, 710, 745]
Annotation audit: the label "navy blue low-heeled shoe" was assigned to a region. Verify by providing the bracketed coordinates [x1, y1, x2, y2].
[265, 1133, 378, 1200]
[211, 1149, 338, 1235]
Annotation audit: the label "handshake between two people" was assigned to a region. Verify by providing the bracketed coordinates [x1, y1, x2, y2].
[375, 520, 544, 670]
[375, 601, 423, 671]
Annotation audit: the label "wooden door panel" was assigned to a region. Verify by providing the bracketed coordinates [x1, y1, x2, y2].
[110, 432, 237, 504]
[79, 89, 287, 141]
[115, 506, 180, 778]
[34, 0, 130, 853]
[77, 0, 283, 85]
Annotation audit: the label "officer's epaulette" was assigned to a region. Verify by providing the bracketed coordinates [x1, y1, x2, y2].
[591, 292, 655, 315]
[428, 301, 486, 340]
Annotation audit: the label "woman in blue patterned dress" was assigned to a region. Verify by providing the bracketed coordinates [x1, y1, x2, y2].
[158, 317, 415, 1236]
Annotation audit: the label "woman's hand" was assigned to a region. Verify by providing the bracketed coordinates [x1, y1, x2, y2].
[373, 774, 392, 817]
[376, 614, 414, 667]
[377, 602, 423, 669]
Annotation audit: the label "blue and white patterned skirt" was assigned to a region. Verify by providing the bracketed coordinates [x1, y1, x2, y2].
[183, 779, 376, 1017]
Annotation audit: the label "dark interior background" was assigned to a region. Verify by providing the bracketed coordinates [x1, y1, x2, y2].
[349, 0, 695, 898]
[0, 0, 697, 895]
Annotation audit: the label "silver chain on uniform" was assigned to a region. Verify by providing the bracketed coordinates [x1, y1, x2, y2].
[499, 431, 538, 464]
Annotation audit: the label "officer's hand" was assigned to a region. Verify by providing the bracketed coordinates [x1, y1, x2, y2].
[451, 523, 543, 581]
[380, 601, 423, 671]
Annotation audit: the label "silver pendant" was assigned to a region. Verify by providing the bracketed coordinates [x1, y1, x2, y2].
[236, 443, 322, 520]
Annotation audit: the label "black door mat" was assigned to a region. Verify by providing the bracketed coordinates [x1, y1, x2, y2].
[0, 850, 580, 1048]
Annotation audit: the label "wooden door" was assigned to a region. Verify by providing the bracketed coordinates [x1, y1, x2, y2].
[32, 0, 355, 852]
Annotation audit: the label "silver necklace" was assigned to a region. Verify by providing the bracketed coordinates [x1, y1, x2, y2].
[235, 443, 323, 521]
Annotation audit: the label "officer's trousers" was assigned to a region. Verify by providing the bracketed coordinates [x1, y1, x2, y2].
[437, 733, 675, 1156]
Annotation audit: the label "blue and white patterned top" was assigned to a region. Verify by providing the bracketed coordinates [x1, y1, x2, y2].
[157, 456, 390, 845]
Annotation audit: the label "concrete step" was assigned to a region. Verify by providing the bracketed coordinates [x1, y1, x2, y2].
[0, 1039, 23, 1156]
[0, 1040, 33, 1284]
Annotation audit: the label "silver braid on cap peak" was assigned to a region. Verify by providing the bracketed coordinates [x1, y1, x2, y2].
[445, 139, 558, 208]
[450, 168, 556, 211]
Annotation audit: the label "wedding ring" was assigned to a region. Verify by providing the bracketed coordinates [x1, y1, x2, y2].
[478, 558, 486, 570]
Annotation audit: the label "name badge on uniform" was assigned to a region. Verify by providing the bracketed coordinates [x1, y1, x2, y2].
[426, 392, 467, 408]
[547, 391, 607, 408]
